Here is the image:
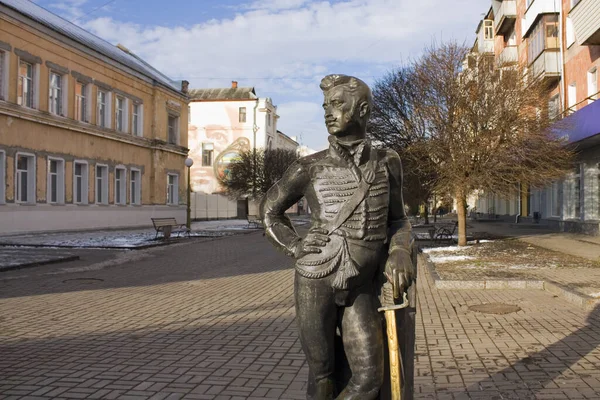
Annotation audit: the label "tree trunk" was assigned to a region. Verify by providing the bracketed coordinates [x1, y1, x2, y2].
[423, 204, 430, 225]
[455, 187, 467, 246]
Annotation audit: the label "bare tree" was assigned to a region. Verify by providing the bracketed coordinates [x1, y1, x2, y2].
[221, 148, 299, 200]
[369, 67, 438, 223]
[372, 42, 573, 245]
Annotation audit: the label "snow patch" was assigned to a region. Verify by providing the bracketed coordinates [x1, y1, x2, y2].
[422, 246, 465, 253]
[429, 255, 475, 263]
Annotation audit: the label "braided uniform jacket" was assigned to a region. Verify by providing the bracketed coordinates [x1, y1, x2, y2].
[261, 138, 412, 290]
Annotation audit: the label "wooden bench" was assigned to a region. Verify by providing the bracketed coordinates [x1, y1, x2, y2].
[247, 214, 263, 229]
[151, 217, 190, 239]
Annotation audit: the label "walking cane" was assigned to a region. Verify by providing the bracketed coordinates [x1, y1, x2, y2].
[378, 270, 409, 400]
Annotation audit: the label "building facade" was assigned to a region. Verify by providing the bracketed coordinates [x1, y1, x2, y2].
[470, 0, 600, 234]
[188, 82, 296, 194]
[0, 0, 189, 234]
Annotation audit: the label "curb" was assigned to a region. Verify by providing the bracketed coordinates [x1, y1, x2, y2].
[421, 253, 600, 311]
[0, 255, 80, 272]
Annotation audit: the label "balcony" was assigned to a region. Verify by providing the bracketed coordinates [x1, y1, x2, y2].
[570, 0, 600, 45]
[498, 46, 518, 65]
[530, 50, 560, 83]
[495, 1, 517, 36]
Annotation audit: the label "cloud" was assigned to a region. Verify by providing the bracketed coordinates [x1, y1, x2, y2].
[74, 0, 483, 148]
[276, 101, 328, 150]
[46, 0, 88, 20]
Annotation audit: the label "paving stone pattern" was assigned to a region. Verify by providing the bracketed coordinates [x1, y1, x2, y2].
[0, 232, 599, 399]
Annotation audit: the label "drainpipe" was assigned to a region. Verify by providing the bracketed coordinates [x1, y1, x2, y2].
[558, 0, 567, 114]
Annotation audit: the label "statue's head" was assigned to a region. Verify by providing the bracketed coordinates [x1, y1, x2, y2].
[320, 74, 372, 138]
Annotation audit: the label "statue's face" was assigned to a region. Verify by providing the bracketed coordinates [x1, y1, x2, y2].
[322, 86, 359, 136]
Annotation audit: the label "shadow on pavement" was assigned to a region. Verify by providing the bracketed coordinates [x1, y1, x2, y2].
[0, 315, 308, 399]
[0, 232, 295, 299]
[469, 303, 600, 398]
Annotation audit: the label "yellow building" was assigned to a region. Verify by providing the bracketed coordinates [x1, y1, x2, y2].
[0, 0, 189, 234]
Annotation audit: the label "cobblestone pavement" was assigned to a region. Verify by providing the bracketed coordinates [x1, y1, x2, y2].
[1, 232, 599, 399]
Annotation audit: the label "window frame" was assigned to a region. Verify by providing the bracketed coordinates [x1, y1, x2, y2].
[568, 82, 577, 112]
[0, 50, 8, 101]
[115, 95, 129, 133]
[588, 67, 598, 103]
[75, 81, 90, 123]
[132, 102, 143, 137]
[15, 152, 36, 204]
[17, 60, 36, 109]
[239, 107, 247, 123]
[95, 164, 109, 205]
[73, 160, 89, 205]
[97, 89, 111, 128]
[167, 113, 180, 145]
[167, 173, 179, 205]
[47, 157, 65, 204]
[48, 70, 67, 117]
[0, 150, 5, 204]
[129, 168, 141, 205]
[202, 143, 214, 166]
[483, 19, 494, 40]
[114, 166, 127, 205]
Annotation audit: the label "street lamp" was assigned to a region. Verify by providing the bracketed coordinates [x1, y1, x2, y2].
[185, 157, 194, 230]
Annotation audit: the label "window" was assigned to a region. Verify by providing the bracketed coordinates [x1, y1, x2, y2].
[588, 68, 598, 103]
[551, 181, 561, 217]
[202, 143, 214, 166]
[167, 174, 179, 205]
[97, 90, 110, 128]
[130, 169, 141, 205]
[75, 82, 88, 122]
[18, 61, 34, 108]
[115, 96, 128, 132]
[95, 164, 108, 204]
[484, 20, 493, 40]
[571, 165, 581, 219]
[0, 50, 7, 101]
[568, 83, 577, 112]
[47, 158, 64, 204]
[16, 154, 35, 204]
[239, 107, 247, 123]
[0, 150, 5, 203]
[115, 167, 126, 205]
[168, 114, 179, 144]
[132, 103, 142, 136]
[73, 161, 88, 204]
[548, 94, 560, 120]
[49, 72, 64, 116]
[527, 14, 559, 65]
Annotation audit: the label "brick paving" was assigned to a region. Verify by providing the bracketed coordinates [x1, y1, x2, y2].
[0, 231, 599, 399]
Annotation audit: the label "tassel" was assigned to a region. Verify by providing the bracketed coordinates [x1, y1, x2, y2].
[331, 240, 360, 290]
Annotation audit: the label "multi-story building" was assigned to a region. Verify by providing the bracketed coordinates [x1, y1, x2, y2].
[0, 0, 189, 234]
[187, 82, 292, 194]
[470, 0, 600, 234]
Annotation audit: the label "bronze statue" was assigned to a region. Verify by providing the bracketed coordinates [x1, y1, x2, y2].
[261, 74, 415, 400]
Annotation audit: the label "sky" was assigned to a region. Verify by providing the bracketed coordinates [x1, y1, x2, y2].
[33, 0, 485, 151]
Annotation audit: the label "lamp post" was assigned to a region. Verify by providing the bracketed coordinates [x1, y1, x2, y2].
[185, 157, 194, 230]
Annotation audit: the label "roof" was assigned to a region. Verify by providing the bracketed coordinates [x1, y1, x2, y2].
[1, 0, 181, 93]
[188, 87, 257, 101]
[277, 130, 298, 145]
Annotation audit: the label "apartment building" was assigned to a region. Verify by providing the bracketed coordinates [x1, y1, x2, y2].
[471, 0, 600, 234]
[0, 0, 189, 234]
[187, 82, 288, 194]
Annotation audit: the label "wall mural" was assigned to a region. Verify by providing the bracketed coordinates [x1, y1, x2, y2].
[214, 137, 251, 183]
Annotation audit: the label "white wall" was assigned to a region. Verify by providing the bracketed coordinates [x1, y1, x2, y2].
[188, 97, 280, 194]
[0, 204, 186, 235]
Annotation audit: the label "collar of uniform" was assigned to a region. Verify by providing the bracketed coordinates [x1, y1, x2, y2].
[328, 136, 370, 166]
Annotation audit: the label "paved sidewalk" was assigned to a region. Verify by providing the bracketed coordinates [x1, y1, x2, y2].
[1, 231, 599, 399]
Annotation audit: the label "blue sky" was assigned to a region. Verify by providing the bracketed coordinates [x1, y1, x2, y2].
[34, 0, 486, 150]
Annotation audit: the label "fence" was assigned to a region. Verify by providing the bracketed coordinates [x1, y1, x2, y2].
[191, 193, 238, 220]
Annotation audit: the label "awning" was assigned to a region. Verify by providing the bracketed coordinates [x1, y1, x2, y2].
[553, 99, 600, 146]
